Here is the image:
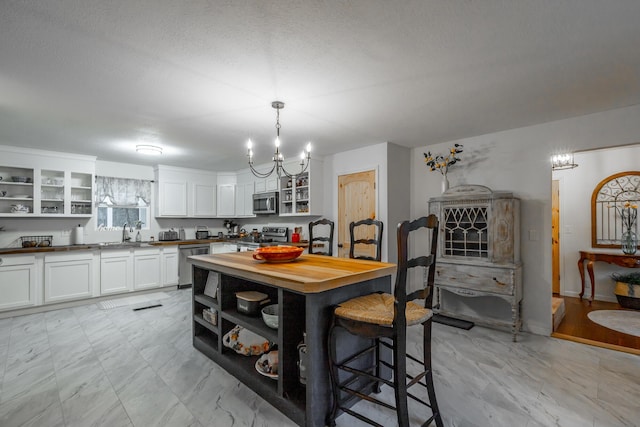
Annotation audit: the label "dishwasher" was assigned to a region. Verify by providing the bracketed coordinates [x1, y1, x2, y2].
[179, 244, 210, 288]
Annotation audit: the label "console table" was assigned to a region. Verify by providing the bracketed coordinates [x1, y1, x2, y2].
[577, 251, 640, 303]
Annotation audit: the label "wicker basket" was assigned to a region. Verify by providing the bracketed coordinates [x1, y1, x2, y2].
[20, 235, 53, 248]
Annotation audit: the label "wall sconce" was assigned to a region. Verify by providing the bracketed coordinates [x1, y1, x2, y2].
[136, 144, 163, 155]
[551, 152, 578, 170]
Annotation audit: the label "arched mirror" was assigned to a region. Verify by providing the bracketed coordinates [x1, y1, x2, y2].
[591, 171, 640, 248]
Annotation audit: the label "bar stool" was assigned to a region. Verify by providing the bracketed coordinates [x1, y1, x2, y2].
[327, 215, 443, 427]
[308, 218, 334, 256]
[349, 218, 383, 261]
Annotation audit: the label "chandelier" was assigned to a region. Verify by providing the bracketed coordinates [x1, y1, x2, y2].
[247, 101, 311, 179]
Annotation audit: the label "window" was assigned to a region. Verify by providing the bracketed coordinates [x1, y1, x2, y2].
[95, 176, 151, 230]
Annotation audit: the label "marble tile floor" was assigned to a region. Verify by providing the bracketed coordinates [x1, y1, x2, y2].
[0, 288, 638, 427]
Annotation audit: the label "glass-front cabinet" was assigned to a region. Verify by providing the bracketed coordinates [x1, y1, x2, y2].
[0, 165, 93, 217]
[429, 185, 522, 341]
[278, 159, 323, 216]
[0, 167, 35, 216]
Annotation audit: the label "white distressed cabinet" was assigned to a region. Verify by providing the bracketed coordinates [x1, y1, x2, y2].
[429, 185, 522, 340]
[0, 255, 37, 311]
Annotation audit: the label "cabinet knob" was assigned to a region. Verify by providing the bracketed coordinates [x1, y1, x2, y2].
[337, 243, 343, 248]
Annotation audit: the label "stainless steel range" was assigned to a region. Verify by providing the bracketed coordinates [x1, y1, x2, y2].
[236, 226, 289, 252]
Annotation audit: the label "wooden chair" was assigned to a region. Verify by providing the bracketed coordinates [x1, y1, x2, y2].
[349, 218, 383, 261]
[327, 215, 443, 427]
[308, 218, 334, 256]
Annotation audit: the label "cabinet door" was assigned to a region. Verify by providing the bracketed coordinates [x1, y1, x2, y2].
[254, 180, 267, 193]
[192, 182, 216, 217]
[266, 176, 279, 192]
[159, 181, 188, 216]
[161, 248, 179, 286]
[100, 251, 133, 295]
[234, 184, 245, 216]
[44, 255, 94, 303]
[134, 253, 161, 290]
[217, 184, 235, 217]
[0, 256, 37, 310]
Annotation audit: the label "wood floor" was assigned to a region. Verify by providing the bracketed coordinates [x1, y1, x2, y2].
[552, 294, 640, 354]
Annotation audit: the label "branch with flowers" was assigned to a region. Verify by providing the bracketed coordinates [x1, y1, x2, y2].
[423, 144, 463, 176]
[616, 201, 638, 231]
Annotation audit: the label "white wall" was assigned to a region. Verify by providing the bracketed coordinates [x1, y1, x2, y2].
[554, 144, 640, 302]
[411, 103, 640, 335]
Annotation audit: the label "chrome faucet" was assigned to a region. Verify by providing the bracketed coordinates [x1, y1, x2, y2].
[122, 223, 131, 242]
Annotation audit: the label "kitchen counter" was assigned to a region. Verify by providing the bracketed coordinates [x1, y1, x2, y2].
[189, 252, 395, 426]
[0, 238, 228, 255]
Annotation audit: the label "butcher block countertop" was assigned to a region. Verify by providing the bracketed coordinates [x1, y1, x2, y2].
[189, 251, 396, 294]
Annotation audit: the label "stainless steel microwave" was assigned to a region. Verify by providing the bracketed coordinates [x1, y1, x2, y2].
[253, 191, 278, 215]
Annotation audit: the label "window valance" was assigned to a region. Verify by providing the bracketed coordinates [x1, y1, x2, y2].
[95, 176, 151, 207]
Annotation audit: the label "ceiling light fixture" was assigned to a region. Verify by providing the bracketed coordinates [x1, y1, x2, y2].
[247, 101, 311, 179]
[551, 152, 578, 170]
[136, 144, 163, 155]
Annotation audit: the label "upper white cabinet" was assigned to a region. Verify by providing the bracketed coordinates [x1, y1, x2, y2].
[155, 165, 217, 218]
[254, 176, 279, 193]
[217, 184, 235, 217]
[279, 159, 323, 216]
[0, 147, 95, 217]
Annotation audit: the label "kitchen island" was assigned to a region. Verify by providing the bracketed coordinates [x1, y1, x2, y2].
[188, 252, 396, 427]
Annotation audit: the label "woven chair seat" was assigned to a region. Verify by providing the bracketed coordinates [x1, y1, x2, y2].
[335, 293, 432, 326]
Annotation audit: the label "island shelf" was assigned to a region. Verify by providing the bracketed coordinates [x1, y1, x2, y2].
[189, 252, 395, 427]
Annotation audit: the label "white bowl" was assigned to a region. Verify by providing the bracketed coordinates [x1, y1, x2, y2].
[261, 304, 279, 329]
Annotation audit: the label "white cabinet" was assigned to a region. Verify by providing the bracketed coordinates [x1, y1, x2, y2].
[0, 255, 37, 311]
[279, 159, 323, 216]
[44, 252, 97, 303]
[161, 246, 179, 286]
[134, 247, 161, 290]
[158, 180, 188, 217]
[0, 164, 94, 217]
[210, 242, 237, 254]
[191, 182, 216, 217]
[100, 249, 133, 295]
[254, 176, 279, 193]
[217, 184, 236, 217]
[155, 165, 218, 218]
[234, 182, 255, 217]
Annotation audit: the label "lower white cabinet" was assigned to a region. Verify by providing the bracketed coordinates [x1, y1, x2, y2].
[44, 252, 97, 303]
[161, 246, 179, 286]
[100, 249, 133, 295]
[210, 242, 238, 254]
[0, 255, 37, 311]
[134, 247, 161, 290]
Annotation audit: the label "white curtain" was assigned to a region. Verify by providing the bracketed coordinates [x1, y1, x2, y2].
[95, 176, 151, 207]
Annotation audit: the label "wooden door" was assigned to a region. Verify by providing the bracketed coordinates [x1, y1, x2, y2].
[552, 179, 560, 294]
[337, 170, 376, 258]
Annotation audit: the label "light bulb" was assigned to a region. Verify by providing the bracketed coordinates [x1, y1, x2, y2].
[247, 139, 253, 150]
[300, 151, 305, 160]
[275, 137, 280, 148]
[306, 142, 312, 153]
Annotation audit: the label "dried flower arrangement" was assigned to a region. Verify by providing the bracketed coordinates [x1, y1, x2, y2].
[423, 144, 463, 176]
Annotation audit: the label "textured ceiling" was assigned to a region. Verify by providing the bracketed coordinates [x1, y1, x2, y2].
[1, 1, 639, 171]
